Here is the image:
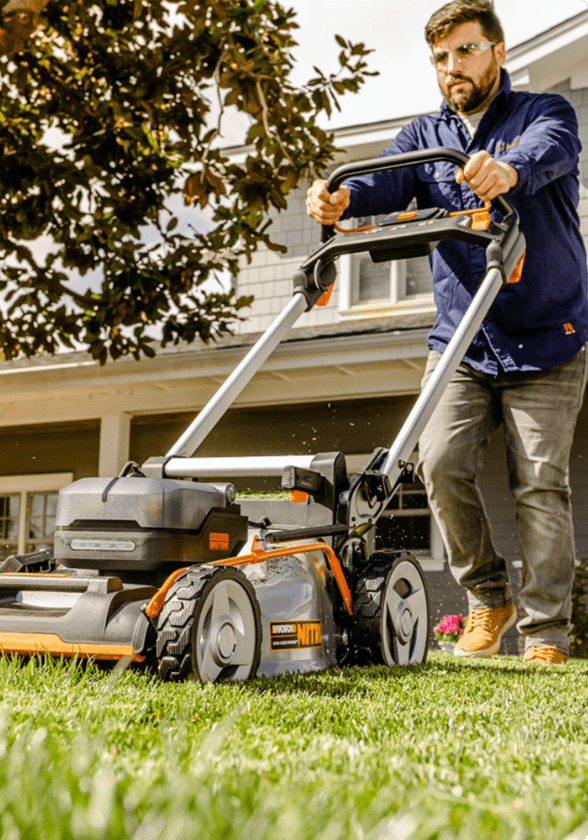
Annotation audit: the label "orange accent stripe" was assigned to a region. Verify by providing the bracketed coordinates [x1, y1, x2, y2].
[289, 491, 308, 503]
[0, 632, 144, 662]
[396, 211, 417, 221]
[448, 202, 492, 217]
[316, 280, 335, 308]
[334, 222, 376, 233]
[144, 566, 188, 618]
[250, 535, 264, 553]
[508, 251, 525, 284]
[209, 541, 353, 616]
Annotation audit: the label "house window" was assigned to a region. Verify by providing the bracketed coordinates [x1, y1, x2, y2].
[0, 474, 73, 562]
[338, 214, 434, 314]
[0, 496, 20, 558]
[356, 250, 432, 304]
[27, 492, 59, 553]
[374, 474, 445, 569]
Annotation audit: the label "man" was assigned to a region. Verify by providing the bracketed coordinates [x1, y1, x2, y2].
[306, 0, 588, 665]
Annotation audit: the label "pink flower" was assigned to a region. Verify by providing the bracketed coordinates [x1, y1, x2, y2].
[434, 613, 467, 642]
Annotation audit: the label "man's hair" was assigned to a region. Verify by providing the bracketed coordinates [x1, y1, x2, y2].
[425, 0, 505, 47]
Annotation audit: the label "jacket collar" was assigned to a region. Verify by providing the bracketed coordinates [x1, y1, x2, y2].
[436, 69, 512, 123]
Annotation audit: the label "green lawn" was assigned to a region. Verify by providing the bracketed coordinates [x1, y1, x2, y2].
[1, 652, 588, 840]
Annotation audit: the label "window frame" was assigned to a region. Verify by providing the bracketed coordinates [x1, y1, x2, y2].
[377, 482, 446, 571]
[0, 473, 73, 557]
[338, 251, 436, 315]
[337, 212, 436, 317]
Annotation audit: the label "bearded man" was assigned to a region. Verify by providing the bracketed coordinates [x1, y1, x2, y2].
[306, 0, 588, 665]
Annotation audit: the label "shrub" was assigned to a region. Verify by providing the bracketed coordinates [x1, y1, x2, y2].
[570, 554, 588, 658]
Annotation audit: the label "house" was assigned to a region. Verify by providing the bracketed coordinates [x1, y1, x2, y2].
[2, 11, 588, 650]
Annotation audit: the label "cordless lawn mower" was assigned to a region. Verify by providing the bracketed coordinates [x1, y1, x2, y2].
[0, 148, 526, 682]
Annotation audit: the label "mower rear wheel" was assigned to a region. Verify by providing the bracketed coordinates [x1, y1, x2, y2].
[351, 551, 429, 666]
[155, 565, 262, 683]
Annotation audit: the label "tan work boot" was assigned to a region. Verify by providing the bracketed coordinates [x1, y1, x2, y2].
[454, 603, 517, 657]
[524, 646, 567, 665]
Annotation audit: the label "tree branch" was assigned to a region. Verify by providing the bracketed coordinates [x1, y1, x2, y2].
[16, 244, 97, 309]
[254, 78, 293, 165]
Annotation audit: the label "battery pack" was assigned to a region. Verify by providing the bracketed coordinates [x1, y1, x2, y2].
[54, 477, 248, 571]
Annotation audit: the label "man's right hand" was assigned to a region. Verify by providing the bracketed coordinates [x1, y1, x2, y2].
[306, 180, 351, 225]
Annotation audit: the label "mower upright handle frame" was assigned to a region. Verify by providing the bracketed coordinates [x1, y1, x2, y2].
[143, 148, 524, 496]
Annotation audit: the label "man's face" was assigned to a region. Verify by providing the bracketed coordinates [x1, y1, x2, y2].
[432, 20, 505, 114]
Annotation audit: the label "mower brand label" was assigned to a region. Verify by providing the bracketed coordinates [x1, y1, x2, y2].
[269, 620, 322, 650]
[70, 539, 136, 552]
[209, 533, 230, 551]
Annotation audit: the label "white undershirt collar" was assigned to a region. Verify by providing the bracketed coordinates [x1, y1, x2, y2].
[459, 108, 487, 138]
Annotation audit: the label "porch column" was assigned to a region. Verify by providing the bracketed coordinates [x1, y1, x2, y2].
[98, 413, 131, 477]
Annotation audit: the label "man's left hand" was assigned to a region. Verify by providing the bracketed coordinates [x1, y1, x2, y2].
[455, 150, 519, 201]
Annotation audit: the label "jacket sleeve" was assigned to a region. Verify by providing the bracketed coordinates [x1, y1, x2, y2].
[342, 121, 422, 219]
[500, 94, 581, 196]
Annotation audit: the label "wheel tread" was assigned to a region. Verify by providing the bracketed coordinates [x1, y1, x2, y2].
[155, 628, 178, 658]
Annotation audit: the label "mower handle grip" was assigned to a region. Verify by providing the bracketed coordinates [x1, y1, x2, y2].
[322, 146, 516, 242]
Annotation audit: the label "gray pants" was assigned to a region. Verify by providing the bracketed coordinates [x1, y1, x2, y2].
[417, 346, 588, 654]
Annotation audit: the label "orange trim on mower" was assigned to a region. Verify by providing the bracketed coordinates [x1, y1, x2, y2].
[0, 632, 144, 662]
[145, 537, 354, 620]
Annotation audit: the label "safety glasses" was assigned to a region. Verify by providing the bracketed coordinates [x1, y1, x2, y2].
[430, 40, 496, 70]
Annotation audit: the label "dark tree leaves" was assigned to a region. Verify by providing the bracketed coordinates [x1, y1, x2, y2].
[0, 0, 375, 362]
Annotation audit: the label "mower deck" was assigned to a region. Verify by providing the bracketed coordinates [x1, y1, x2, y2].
[0, 570, 154, 661]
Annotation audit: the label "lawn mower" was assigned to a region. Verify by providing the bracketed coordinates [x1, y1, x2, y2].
[0, 148, 525, 682]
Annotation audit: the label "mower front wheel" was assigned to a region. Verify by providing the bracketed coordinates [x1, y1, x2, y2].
[155, 565, 262, 683]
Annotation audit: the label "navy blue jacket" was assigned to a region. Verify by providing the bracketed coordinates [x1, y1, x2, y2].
[343, 71, 588, 374]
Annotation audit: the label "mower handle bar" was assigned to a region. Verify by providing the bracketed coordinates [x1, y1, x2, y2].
[162, 147, 522, 465]
[322, 146, 516, 242]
